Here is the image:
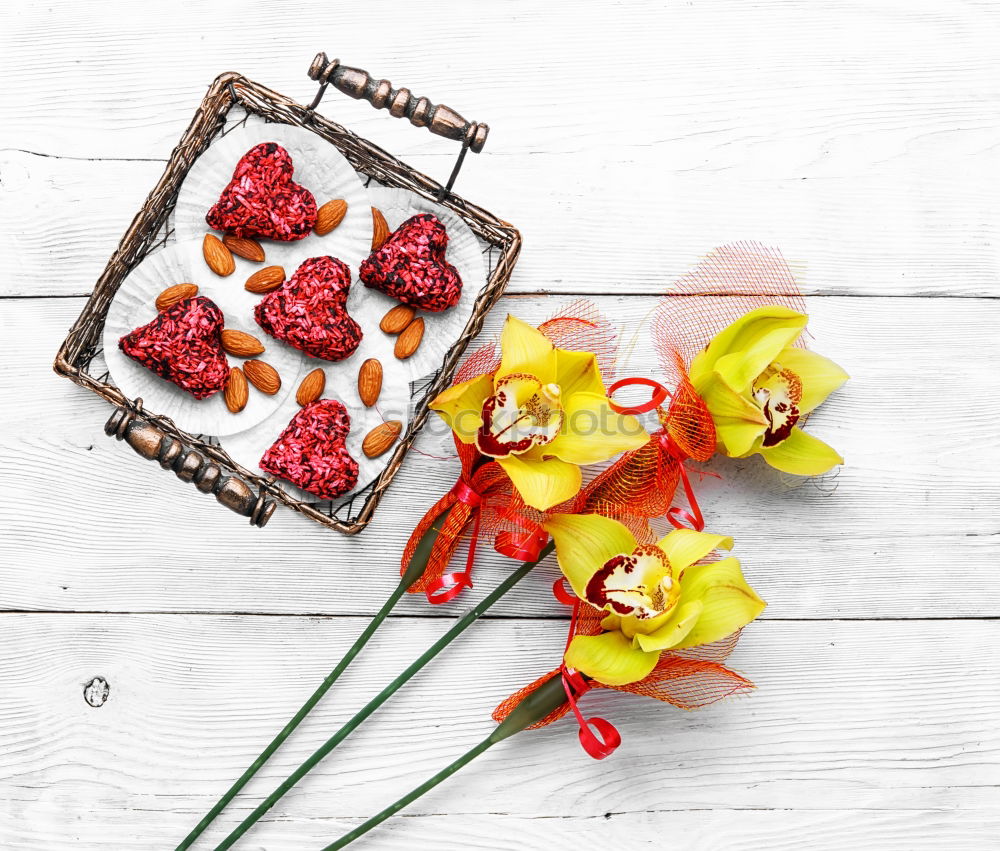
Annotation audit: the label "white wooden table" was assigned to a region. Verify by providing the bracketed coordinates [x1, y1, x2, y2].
[2, 2, 998, 848]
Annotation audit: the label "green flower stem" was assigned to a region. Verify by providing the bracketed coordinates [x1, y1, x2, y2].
[175, 511, 452, 851]
[213, 539, 556, 851]
[320, 674, 572, 850]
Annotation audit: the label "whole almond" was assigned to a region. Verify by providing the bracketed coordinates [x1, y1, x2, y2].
[221, 329, 265, 357]
[245, 265, 286, 294]
[315, 199, 348, 236]
[203, 233, 235, 276]
[224, 367, 249, 413]
[155, 283, 198, 311]
[358, 358, 383, 407]
[394, 317, 425, 359]
[362, 420, 402, 458]
[296, 368, 326, 406]
[243, 360, 281, 395]
[379, 304, 416, 334]
[223, 234, 266, 263]
[371, 207, 390, 250]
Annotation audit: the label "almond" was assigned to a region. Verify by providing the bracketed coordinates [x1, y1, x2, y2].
[296, 368, 326, 406]
[243, 360, 281, 395]
[379, 304, 416, 334]
[203, 233, 235, 276]
[357, 358, 383, 407]
[245, 265, 286, 294]
[362, 420, 402, 458]
[224, 367, 249, 413]
[221, 329, 265, 357]
[223, 234, 265, 263]
[371, 207, 390, 250]
[155, 283, 198, 311]
[394, 317, 424, 359]
[315, 199, 348, 236]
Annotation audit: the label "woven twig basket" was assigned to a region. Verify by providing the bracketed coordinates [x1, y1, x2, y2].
[53, 54, 521, 533]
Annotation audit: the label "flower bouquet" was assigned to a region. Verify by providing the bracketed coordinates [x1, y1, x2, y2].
[172, 244, 848, 850]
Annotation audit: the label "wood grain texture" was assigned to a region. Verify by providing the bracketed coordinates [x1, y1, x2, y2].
[3, 0, 1000, 298]
[0, 615, 997, 849]
[4, 294, 999, 618]
[4, 1, 1000, 847]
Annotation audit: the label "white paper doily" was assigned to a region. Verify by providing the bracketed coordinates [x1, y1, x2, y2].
[363, 186, 487, 381]
[103, 240, 305, 437]
[173, 118, 373, 273]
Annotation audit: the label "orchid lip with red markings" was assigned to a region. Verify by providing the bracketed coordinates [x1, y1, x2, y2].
[359, 213, 463, 312]
[754, 364, 803, 446]
[206, 142, 317, 242]
[118, 295, 229, 400]
[585, 545, 678, 620]
[475, 374, 564, 458]
[254, 256, 363, 362]
[260, 399, 359, 500]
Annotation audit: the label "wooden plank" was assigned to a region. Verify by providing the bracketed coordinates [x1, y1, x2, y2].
[4, 294, 999, 618]
[5, 0, 999, 162]
[0, 614, 996, 849]
[3, 0, 999, 298]
[5, 147, 999, 298]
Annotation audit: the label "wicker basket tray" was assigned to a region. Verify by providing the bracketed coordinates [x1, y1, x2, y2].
[53, 54, 521, 533]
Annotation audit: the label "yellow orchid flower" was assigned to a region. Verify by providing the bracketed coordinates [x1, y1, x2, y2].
[689, 306, 849, 476]
[431, 315, 649, 511]
[543, 513, 765, 686]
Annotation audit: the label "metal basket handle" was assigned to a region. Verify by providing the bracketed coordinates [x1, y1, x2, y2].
[307, 53, 489, 152]
[105, 402, 275, 527]
[306, 53, 488, 197]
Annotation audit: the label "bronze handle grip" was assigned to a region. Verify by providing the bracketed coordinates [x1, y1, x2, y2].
[308, 52, 489, 153]
[105, 405, 275, 528]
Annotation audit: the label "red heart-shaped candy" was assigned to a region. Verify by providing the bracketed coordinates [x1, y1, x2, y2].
[254, 256, 362, 361]
[359, 213, 463, 312]
[118, 296, 229, 399]
[260, 399, 359, 499]
[206, 142, 317, 241]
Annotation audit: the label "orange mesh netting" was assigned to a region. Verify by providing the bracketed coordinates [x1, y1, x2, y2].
[652, 241, 807, 377]
[492, 601, 752, 730]
[400, 301, 622, 595]
[578, 360, 715, 543]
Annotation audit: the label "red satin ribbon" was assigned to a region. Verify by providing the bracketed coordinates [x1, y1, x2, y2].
[660, 433, 706, 532]
[552, 576, 578, 606]
[554, 592, 622, 759]
[607, 376, 671, 415]
[495, 524, 548, 562]
[425, 481, 482, 605]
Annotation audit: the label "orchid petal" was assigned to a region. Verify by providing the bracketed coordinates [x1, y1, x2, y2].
[656, 529, 734, 570]
[497, 453, 581, 512]
[546, 392, 648, 465]
[775, 347, 849, 414]
[757, 426, 844, 476]
[634, 600, 704, 652]
[543, 513, 638, 598]
[673, 556, 766, 650]
[697, 379, 768, 457]
[691, 307, 808, 392]
[564, 630, 660, 687]
[429, 373, 494, 444]
[554, 349, 606, 398]
[497, 315, 556, 384]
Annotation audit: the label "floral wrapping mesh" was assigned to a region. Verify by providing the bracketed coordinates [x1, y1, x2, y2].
[493, 243, 805, 730]
[652, 241, 807, 375]
[491, 601, 752, 730]
[400, 300, 621, 593]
